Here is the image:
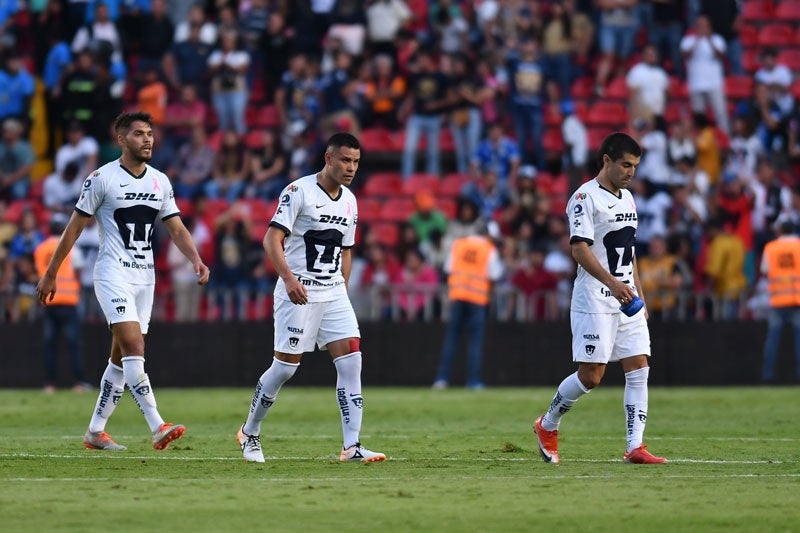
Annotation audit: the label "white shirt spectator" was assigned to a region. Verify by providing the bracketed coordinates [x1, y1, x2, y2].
[638, 130, 670, 185]
[55, 136, 99, 176]
[635, 190, 672, 244]
[755, 64, 793, 88]
[626, 62, 669, 116]
[727, 134, 763, 182]
[43, 171, 83, 223]
[174, 21, 218, 45]
[668, 135, 696, 163]
[562, 114, 588, 166]
[680, 33, 726, 92]
[71, 20, 123, 58]
[366, 0, 411, 43]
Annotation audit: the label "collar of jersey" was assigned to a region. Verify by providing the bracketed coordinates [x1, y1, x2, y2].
[316, 182, 342, 201]
[597, 181, 622, 199]
[119, 161, 147, 179]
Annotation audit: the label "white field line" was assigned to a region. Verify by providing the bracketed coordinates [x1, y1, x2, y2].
[4, 474, 800, 482]
[1, 453, 796, 465]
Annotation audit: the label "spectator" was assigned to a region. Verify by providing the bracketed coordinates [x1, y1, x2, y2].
[0, 119, 34, 201]
[244, 128, 288, 201]
[560, 100, 588, 191]
[147, 125, 178, 181]
[510, 247, 558, 320]
[669, 156, 709, 240]
[750, 160, 792, 253]
[162, 14, 213, 96]
[449, 54, 491, 176]
[667, 115, 697, 164]
[9, 253, 39, 322]
[73, 216, 101, 320]
[463, 168, 511, 222]
[755, 48, 794, 118]
[1, 208, 45, 294]
[54, 120, 99, 177]
[134, 0, 174, 77]
[699, 0, 742, 76]
[361, 242, 402, 319]
[164, 84, 208, 148]
[60, 50, 104, 138]
[274, 52, 316, 138]
[693, 112, 721, 185]
[238, 0, 271, 75]
[474, 57, 502, 125]
[319, 49, 360, 140]
[210, 202, 256, 320]
[506, 37, 546, 169]
[703, 217, 747, 316]
[174, 2, 217, 45]
[362, 54, 406, 129]
[541, 0, 577, 99]
[726, 115, 762, 184]
[260, 10, 292, 100]
[400, 50, 452, 180]
[746, 82, 787, 159]
[135, 67, 168, 126]
[543, 234, 575, 318]
[716, 172, 754, 275]
[408, 191, 448, 245]
[327, 0, 368, 56]
[432, 3, 469, 55]
[168, 217, 209, 322]
[472, 121, 521, 190]
[680, 15, 729, 135]
[71, 2, 122, 62]
[365, 0, 412, 58]
[626, 44, 669, 123]
[648, 0, 684, 76]
[174, 126, 215, 199]
[637, 235, 684, 319]
[43, 161, 83, 225]
[632, 116, 670, 188]
[631, 178, 672, 256]
[42, 29, 72, 158]
[206, 130, 248, 203]
[0, 52, 35, 126]
[594, 0, 638, 95]
[443, 197, 484, 253]
[392, 247, 439, 321]
[207, 30, 250, 135]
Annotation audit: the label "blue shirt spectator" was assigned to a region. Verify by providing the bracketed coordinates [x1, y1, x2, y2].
[0, 57, 35, 122]
[471, 121, 521, 188]
[43, 42, 72, 91]
[0, 0, 18, 27]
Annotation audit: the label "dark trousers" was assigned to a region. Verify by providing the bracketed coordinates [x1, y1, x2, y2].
[435, 300, 489, 386]
[43, 305, 85, 385]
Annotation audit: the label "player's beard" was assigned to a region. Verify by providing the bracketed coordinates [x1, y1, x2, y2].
[133, 146, 153, 163]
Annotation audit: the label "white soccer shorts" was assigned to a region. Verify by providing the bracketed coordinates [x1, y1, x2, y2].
[570, 309, 651, 364]
[94, 279, 155, 334]
[273, 296, 360, 354]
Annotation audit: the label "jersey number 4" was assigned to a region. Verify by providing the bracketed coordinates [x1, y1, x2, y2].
[304, 229, 344, 280]
[604, 227, 635, 278]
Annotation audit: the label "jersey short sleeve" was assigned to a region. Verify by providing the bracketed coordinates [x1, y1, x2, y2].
[158, 177, 180, 220]
[568, 189, 596, 245]
[75, 170, 107, 217]
[271, 181, 304, 234]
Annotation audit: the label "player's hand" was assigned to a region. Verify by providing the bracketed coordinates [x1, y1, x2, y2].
[609, 280, 636, 306]
[195, 261, 210, 285]
[284, 276, 308, 305]
[36, 275, 56, 305]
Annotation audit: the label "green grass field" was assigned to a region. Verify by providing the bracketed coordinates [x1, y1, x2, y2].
[1, 386, 799, 532]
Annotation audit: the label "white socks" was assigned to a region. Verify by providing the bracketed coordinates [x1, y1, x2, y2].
[121, 356, 164, 433]
[88, 360, 125, 433]
[243, 357, 299, 436]
[541, 372, 590, 431]
[334, 352, 363, 449]
[624, 367, 650, 452]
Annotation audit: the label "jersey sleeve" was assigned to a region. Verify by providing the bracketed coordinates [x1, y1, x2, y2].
[342, 199, 357, 248]
[270, 182, 303, 235]
[568, 190, 595, 245]
[74, 171, 106, 217]
[159, 178, 180, 221]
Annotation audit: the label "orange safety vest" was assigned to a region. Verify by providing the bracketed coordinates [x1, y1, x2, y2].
[447, 236, 495, 306]
[34, 236, 80, 306]
[764, 236, 800, 307]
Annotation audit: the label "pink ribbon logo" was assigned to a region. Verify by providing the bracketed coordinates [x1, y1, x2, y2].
[153, 177, 161, 192]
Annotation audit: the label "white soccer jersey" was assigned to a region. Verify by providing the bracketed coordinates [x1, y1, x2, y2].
[568, 178, 639, 313]
[75, 160, 180, 285]
[270, 174, 358, 302]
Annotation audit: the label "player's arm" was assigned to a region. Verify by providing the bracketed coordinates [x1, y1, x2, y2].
[36, 211, 91, 304]
[631, 255, 649, 320]
[571, 240, 636, 304]
[163, 216, 210, 285]
[341, 247, 352, 289]
[264, 225, 307, 305]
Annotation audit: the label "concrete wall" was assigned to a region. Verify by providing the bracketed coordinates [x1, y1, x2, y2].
[1, 320, 795, 388]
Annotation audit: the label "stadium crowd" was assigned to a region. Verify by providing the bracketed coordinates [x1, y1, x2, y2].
[0, 0, 799, 323]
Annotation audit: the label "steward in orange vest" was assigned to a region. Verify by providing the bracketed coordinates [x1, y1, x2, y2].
[447, 235, 498, 306]
[34, 235, 81, 307]
[762, 228, 800, 308]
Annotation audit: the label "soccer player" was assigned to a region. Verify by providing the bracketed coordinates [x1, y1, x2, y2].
[236, 133, 385, 463]
[36, 111, 210, 451]
[533, 132, 667, 464]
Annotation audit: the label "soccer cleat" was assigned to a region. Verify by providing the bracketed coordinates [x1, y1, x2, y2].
[237, 425, 265, 463]
[339, 443, 386, 463]
[152, 423, 185, 450]
[623, 444, 667, 464]
[534, 416, 560, 463]
[431, 380, 448, 390]
[83, 430, 127, 451]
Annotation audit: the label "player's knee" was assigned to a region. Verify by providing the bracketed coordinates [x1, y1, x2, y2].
[578, 367, 604, 389]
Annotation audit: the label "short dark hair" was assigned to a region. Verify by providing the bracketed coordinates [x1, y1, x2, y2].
[326, 132, 360, 152]
[114, 111, 152, 135]
[598, 132, 642, 163]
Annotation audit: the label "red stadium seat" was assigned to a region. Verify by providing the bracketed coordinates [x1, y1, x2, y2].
[439, 173, 470, 196]
[742, 48, 760, 73]
[244, 129, 264, 149]
[206, 129, 223, 151]
[777, 49, 800, 71]
[402, 173, 440, 196]
[175, 198, 194, 217]
[585, 102, 628, 127]
[359, 128, 393, 152]
[587, 128, 608, 151]
[357, 196, 384, 223]
[758, 24, 794, 47]
[775, 1, 800, 21]
[605, 77, 629, 100]
[668, 77, 688, 100]
[741, 0, 773, 22]
[436, 197, 457, 218]
[254, 105, 279, 129]
[542, 128, 564, 152]
[4, 200, 44, 224]
[363, 172, 402, 197]
[725, 75, 755, 100]
[381, 197, 417, 222]
[570, 77, 594, 100]
[369, 222, 400, 247]
[739, 25, 759, 47]
[793, 79, 800, 100]
[664, 101, 688, 122]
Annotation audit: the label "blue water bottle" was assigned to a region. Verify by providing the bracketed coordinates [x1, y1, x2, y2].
[619, 296, 644, 317]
